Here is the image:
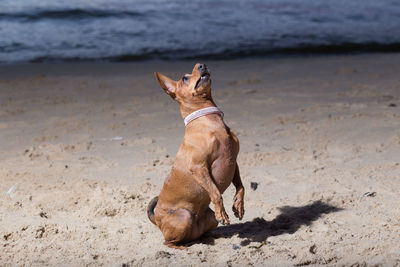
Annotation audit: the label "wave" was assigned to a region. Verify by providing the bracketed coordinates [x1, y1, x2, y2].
[0, 9, 143, 21]
[1, 0, 399, 63]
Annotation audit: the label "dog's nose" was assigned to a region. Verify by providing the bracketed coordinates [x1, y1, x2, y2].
[198, 64, 206, 71]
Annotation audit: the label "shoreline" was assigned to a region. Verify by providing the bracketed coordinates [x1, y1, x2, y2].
[2, 42, 400, 64]
[1, 50, 400, 67]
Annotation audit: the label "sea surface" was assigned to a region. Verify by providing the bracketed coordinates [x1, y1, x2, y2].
[0, 0, 400, 63]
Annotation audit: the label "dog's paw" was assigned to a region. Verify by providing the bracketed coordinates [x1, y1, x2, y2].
[232, 196, 244, 220]
[215, 208, 230, 225]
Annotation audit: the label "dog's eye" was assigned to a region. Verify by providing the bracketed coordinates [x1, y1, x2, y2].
[182, 76, 188, 83]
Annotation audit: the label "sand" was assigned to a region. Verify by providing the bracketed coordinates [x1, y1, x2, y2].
[0, 54, 400, 266]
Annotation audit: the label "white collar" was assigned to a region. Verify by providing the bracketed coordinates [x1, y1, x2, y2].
[184, 107, 224, 126]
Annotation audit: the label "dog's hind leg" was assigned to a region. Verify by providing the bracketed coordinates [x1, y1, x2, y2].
[232, 163, 245, 220]
[160, 208, 218, 248]
[160, 209, 194, 247]
[191, 208, 218, 238]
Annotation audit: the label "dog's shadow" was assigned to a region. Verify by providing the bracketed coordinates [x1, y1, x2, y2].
[197, 200, 341, 246]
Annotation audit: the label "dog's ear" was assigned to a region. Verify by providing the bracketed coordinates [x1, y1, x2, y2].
[154, 72, 176, 99]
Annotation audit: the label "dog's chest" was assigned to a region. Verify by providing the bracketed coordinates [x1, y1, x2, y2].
[210, 135, 238, 192]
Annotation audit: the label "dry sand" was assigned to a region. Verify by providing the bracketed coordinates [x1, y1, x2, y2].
[0, 54, 400, 266]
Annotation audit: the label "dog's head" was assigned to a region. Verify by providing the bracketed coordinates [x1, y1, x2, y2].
[155, 63, 211, 103]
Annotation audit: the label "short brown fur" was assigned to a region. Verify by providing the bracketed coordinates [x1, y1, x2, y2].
[149, 63, 245, 248]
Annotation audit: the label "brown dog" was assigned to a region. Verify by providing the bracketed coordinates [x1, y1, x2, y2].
[147, 63, 245, 248]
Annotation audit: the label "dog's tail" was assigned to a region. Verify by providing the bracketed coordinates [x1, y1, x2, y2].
[147, 196, 158, 225]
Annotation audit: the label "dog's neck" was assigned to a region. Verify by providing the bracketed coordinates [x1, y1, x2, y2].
[179, 99, 216, 118]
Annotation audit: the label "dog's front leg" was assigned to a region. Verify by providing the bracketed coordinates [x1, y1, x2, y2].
[190, 164, 230, 225]
[232, 163, 245, 220]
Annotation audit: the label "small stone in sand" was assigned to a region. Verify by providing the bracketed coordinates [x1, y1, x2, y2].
[232, 244, 240, 250]
[250, 182, 258, 191]
[39, 211, 48, 218]
[309, 244, 317, 254]
[363, 192, 376, 197]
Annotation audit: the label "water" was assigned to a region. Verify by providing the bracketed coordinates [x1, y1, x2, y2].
[0, 0, 400, 63]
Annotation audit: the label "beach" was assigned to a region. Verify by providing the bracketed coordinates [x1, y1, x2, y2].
[1, 53, 400, 266]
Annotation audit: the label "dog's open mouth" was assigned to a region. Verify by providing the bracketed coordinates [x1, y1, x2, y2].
[195, 72, 210, 89]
